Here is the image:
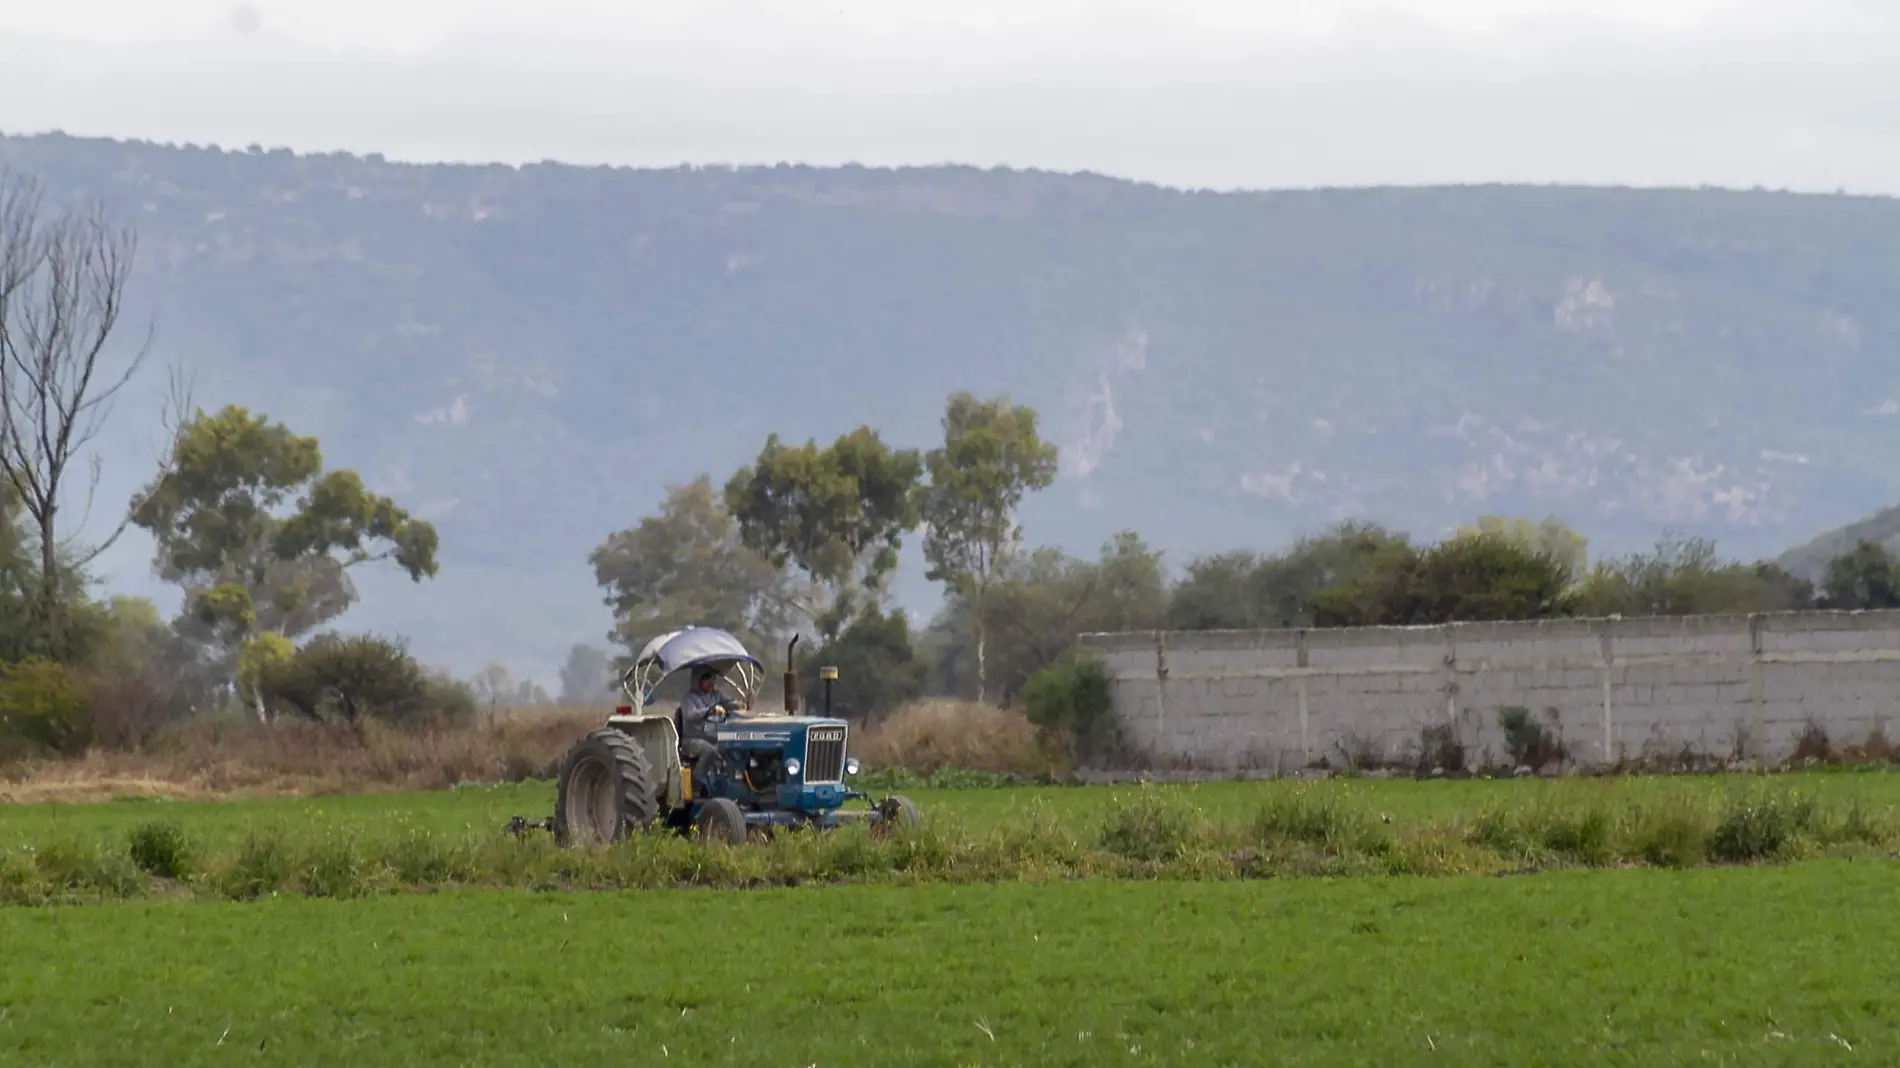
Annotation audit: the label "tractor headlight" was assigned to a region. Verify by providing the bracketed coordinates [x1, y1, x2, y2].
[845, 758, 860, 776]
[784, 758, 801, 777]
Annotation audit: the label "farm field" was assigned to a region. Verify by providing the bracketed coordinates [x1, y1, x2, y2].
[4, 771, 1900, 902]
[3, 863, 1898, 1066]
[11, 769, 1900, 847]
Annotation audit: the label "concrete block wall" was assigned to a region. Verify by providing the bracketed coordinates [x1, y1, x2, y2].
[1075, 610, 1900, 772]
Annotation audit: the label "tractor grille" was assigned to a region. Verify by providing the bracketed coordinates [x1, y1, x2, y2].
[804, 726, 847, 784]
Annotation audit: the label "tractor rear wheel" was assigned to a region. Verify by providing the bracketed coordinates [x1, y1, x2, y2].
[554, 728, 659, 846]
[871, 794, 922, 839]
[693, 797, 748, 846]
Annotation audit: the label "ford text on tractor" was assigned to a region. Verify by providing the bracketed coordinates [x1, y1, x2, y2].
[513, 627, 921, 845]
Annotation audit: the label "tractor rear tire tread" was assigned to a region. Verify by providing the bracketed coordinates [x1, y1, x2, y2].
[554, 727, 659, 846]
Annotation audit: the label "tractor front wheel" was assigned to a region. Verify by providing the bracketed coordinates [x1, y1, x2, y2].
[554, 728, 659, 846]
[693, 797, 748, 846]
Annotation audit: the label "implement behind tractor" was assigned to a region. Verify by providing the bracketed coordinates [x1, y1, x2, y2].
[510, 628, 919, 845]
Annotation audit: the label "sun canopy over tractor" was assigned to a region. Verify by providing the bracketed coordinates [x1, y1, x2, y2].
[624, 626, 764, 707]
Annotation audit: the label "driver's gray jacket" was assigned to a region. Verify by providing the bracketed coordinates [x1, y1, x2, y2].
[679, 688, 724, 743]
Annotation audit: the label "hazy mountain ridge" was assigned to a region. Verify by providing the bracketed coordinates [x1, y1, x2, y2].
[1777, 505, 1900, 584]
[2, 130, 1895, 685]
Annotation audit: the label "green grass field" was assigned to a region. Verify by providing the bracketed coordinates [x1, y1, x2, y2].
[5, 773, 1900, 1064]
[10, 770, 1900, 851]
[3, 864, 1897, 1066]
[5, 771, 1900, 903]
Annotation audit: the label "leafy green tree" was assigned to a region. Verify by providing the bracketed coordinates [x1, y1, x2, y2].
[1167, 521, 1412, 630]
[0, 656, 92, 755]
[1743, 561, 1822, 612]
[724, 427, 922, 641]
[0, 480, 106, 664]
[1022, 648, 1117, 762]
[1453, 515, 1589, 584]
[919, 392, 1059, 702]
[930, 531, 1168, 703]
[1166, 550, 1267, 631]
[130, 404, 440, 695]
[1401, 533, 1578, 623]
[799, 605, 928, 722]
[256, 632, 466, 727]
[1310, 532, 1576, 626]
[235, 631, 294, 717]
[589, 475, 788, 661]
[1819, 539, 1900, 610]
[1571, 535, 1813, 617]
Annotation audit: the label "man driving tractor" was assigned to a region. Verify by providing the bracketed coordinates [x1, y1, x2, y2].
[679, 667, 731, 794]
[680, 668, 729, 743]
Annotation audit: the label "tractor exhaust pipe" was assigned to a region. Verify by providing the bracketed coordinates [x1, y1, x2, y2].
[784, 634, 800, 714]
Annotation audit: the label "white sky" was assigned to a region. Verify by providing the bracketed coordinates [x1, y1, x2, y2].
[6, 0, 1893, 680]
[1, 0, 1896, 190]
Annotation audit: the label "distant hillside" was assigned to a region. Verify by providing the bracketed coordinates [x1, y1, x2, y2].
[1777, 506, 1900, 583]
[3, 131, 1897, 684]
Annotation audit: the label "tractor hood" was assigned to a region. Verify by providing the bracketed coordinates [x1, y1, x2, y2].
[714, 714, 846, 743]
[719, 714, 844, 728]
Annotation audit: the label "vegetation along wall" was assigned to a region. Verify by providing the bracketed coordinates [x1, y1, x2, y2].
[1076, 610, 1900, 773]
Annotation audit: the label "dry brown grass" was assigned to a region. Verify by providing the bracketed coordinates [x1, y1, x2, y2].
[0, 707, 604, 804]
[0, 699, 1066, 803]
[853, 699, 1065, 777]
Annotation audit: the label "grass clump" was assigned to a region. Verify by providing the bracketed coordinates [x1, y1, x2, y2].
[214, 830, 297, 900]
[978, 798, 1088, 879]
[1099, 786, 1202, 864]
[1625, 804, 1713, 869]
[379, 829, 472, 885]
[1817, 793, 1896, 847]
[1250, 785, 1391, 856]
[128, 819, 194, 879]
[1531, 803, 1617, 867]
[0, 847, 44, 905]
[1711, 790, 1816, 863]
[1466, 794, 1618, 867]
[29, 836, 141, 899]
[299, 831, 376, 899]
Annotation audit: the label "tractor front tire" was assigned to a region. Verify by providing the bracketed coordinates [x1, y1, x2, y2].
[554, 728, 659, 846]
[694, 797, 748, 846]
[871, 794, 922, 839]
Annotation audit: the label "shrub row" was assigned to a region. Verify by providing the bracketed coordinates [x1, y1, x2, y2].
[2, 700, 1064, 804]
[3, 784, 1892, 906]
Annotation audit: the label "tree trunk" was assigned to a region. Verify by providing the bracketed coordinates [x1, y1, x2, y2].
[972, 584, 989, 704]
[36, 506, 56, 653]
[976, 627, 988, 704]
[249, 681, 269, 725]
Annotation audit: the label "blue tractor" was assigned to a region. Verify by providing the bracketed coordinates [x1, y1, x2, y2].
[539, 627, 921, 846]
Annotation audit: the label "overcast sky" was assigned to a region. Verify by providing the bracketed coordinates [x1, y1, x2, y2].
[1, 0, 1896, 191]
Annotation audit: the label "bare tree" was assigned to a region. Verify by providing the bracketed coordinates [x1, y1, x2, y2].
[0, 167, 155, 643]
